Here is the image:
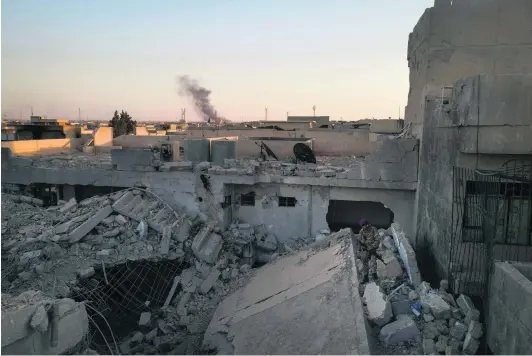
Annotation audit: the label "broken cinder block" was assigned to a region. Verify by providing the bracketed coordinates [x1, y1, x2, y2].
[192, 228, 222, 264]
[199, 269, 221, 295]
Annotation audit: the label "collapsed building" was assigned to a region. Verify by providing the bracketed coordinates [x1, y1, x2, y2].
[1, 0, 532, 355]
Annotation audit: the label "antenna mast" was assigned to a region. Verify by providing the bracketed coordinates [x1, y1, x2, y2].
[312, 105, 316, 116]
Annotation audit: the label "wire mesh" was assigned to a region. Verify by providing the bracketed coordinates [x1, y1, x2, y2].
[69, 259, 188, 355]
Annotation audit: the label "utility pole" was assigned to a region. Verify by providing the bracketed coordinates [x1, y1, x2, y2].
[286, 111, 289, 118]
[78, 108, 81, 121]
[265, 107, 268, 121]
[312, 105, 316, 116]
[31, 106, 34, 116]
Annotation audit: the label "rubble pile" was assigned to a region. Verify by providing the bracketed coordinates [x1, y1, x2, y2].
[355, 225, 485, 355]
[0, 191, 262, 354]
[206, 158, 351, 179]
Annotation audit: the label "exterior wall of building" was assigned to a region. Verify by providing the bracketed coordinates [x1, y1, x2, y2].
[93, 127, 113, 147]
[405, 0, 532, 138]
[1, 138, 84, 156]
[414, 74, 532, 280]
[487, 262, 532, 355]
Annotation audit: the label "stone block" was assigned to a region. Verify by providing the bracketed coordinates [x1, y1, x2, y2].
[176, 219, 192, 242]
[449, 321, 468, 341]
[456, 294, 475, 316]
[421, 292, 451, 319]
[467, 320, 483, 339]
[377, 255, 403, 279]
[379, 315, 420, 346]
[363, 282, 392, 326]
[462, 332, 479, 354]
[464, 308, 480, 325]
[111, 191, 135, 213]
[30, 305, 49, 333]
[423, 339, 436, 355]
[391, 300, 411, 316]
[59, 198, 77, 213]
[138, 312, 151, 327]
[78, 267, 95, 279]
[192, 230, 222, 264]
[160, 226, 171, 255]
[69, 205, 112, 243]
[199, 269, 221, 295]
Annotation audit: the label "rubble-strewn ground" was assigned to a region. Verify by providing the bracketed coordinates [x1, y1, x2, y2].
[354, 227, 485, 355]
[1, 191, 328, 355]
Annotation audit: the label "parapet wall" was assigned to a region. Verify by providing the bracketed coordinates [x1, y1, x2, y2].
[1, 138, 85, 156]
[488, 262, 532, 355]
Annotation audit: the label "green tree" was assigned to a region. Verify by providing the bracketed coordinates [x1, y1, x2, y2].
[109, 110, 136, 137]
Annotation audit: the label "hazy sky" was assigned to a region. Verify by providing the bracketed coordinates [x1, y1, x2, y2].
[1, 0, 433, 122]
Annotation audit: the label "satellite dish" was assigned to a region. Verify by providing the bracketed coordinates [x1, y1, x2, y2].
[293, 143, 316, 164]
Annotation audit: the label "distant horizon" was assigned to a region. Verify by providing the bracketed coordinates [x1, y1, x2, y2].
[1, 0, 433, 122]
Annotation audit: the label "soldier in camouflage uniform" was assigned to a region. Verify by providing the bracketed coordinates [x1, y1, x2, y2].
[356, 218, 381, 282]
[358, 218, 381, 253]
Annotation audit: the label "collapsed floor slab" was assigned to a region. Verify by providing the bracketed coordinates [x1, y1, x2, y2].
[202, 239, 370, 355]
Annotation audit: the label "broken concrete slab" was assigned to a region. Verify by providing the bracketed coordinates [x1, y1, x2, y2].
[58, 198, 77, 213]
[379, 315, 420, 346]
[68, 205, 113, 243]
[203, 239, 370, 355]
[199, 269, 221, 295]
[192, 230, 222, 264]
[160, 226, 171, 255]
[420, 292, 451, 319]
[138, 312, 152, 327]
[1, 295, 89, 355]
[363, 282, 393, 326]
[456, 294, 475, 316]
[462, 332, 480, 354]
[29, 305, 49, 333]
[390, 223, 421, 286]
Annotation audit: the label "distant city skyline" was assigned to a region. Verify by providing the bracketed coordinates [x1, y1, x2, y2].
[1, 0, 433, 122]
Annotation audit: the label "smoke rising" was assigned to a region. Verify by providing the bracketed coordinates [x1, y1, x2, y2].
[177, 75, 227, 124]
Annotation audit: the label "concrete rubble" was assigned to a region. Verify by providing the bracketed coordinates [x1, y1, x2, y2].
[0, 190, 302, 355]
[354, 223, 485, 355]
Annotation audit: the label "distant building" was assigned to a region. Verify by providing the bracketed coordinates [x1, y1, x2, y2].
[288, 116, 330, 128]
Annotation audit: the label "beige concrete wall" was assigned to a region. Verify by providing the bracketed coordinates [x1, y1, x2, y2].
[369, 119, 404, 134]
[1, 138, 84, 156]
[185, 129, 375, 156]
[405, 0, 532, 137]
[93, 126, 113, 146]
[135, 126, 149, 135]
[113, 135, 182, 148]
[236, 138, 313, 159]
[260, 121, 313, 130]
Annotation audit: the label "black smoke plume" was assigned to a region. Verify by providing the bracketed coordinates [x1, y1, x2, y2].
[177, 75, 227, 124]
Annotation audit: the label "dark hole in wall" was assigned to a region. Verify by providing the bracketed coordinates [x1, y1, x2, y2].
[70, 260, 188, 354]
[326, 200, 394, 233]
[71, 185, 129, 202]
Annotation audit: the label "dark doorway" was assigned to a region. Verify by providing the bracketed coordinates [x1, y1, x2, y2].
[72, 185, 128, 201]
[326, 200, 394, 233]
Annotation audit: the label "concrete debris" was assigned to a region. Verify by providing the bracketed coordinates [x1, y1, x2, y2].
[363, 282, 392, 326]
[449, 321, 468, 340]
[423, 338, 436, 355]
[467, 320, 483, 339]
[420, 292, 451, 319]
[379, 315, 420, 346]
[462, 332, 480, 354]
[138, 312, 152, 327]
[29, 304, 49, 333]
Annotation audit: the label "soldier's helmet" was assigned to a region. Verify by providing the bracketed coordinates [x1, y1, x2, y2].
[359, 218, 368, 227]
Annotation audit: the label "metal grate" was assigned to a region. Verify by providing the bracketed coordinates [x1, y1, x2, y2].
[448, 159, 532, 298]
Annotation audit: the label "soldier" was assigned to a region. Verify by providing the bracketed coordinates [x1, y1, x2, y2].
[358, 218, 381, 253]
